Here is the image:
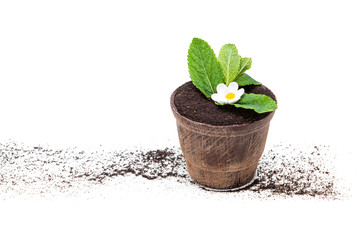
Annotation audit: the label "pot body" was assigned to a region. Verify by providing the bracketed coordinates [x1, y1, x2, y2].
[171, 88, 275, 190]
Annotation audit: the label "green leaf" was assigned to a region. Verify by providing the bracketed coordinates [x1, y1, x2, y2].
[238, 57, 252, 75]
[218, 44, 241, 86]
[187, 38, 225, 98]
[234, 93, 277, 113]
[233, 73, 261, 86]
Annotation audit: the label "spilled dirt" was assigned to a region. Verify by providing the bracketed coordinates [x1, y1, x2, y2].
[0, 142, 346, 200]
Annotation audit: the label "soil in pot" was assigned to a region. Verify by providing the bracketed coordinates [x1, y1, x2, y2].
[174, 81, 276, 126]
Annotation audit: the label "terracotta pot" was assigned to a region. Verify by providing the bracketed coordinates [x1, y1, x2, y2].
[170, 86, 276, 190]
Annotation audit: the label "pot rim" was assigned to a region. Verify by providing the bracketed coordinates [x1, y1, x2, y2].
[170, 83, 276, 136]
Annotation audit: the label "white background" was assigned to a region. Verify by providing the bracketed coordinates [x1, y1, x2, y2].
[0, 0, 359, 239]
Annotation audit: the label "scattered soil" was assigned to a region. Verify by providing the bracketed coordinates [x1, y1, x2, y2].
[245, 145, 338, 197]
[0, 141, 346, 200]
[174, 81, 277, 126]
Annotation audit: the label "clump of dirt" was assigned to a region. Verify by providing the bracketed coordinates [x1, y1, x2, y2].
[0, 141, 346, 199]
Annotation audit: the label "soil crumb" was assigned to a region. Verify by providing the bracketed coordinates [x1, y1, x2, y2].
[0, 141, 347, 200]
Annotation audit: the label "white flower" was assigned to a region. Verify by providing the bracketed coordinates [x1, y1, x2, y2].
[211, 82, 245, 104]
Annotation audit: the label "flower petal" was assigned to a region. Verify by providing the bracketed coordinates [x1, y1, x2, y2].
[216, 83, 227, 94]
[211, 93, 224, 102]
[211, 93, 221, 102]
[227, 82, 239, 92]
[236, 88, 245, 97]
[211, 93, 226, 104]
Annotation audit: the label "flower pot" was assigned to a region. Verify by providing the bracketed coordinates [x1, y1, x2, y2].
[170, 83, 276, 190]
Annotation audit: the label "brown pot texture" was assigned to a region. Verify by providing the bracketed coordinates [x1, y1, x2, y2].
[170, 86, 276, 190]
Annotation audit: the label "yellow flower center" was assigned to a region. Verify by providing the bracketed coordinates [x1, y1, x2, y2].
[225, 92, 235, 100]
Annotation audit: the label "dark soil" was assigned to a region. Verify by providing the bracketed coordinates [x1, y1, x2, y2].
[174, 81, 277, 126]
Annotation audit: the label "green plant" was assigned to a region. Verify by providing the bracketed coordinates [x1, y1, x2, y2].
[187, 37, 277, 113]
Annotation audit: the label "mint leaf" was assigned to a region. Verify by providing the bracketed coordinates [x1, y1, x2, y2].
[187, 38, 224, 98]
[238, 57, 252, 75]
[234, 93, 277, 113]
[218, 44, 241, 86]
[234, 73, 261, 86]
